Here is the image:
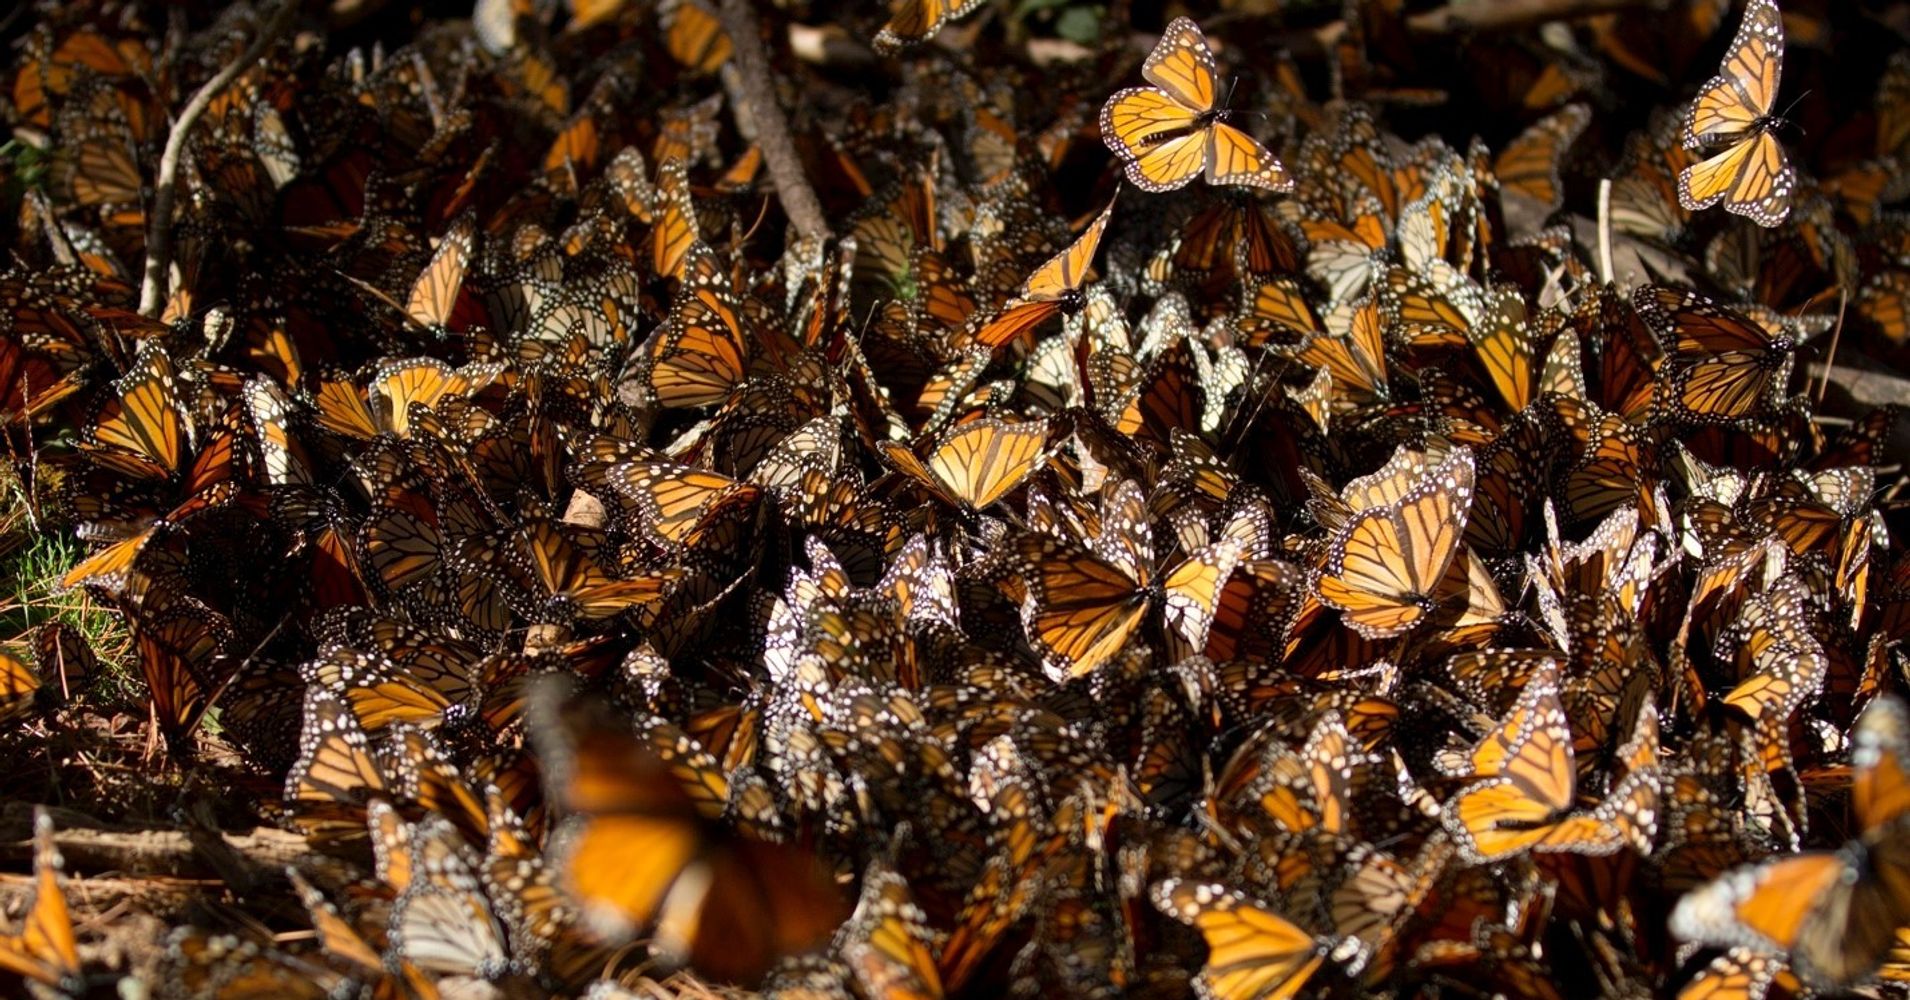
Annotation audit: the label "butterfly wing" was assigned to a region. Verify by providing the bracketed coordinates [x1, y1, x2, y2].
[649, 243, 749, 408]
[1160, 539, 1247, 658]
[1144, 18, 1219, 111]
[1152, 879, 1325, 1000]
[1101, 86, 1209, 192]
[1677, 131, 1794, 226]
[926, 418, 1047, 510]
[1017, 533, 1148, 679]
[874, 0, 987, 52]
[1313, 448, 1474, 638]
[1683, 0, 1784, 147]
[1022, 194, 1117, 302]
[1670, 696, 1910, 990]
[0, 812, 81, 990]
[1206, 123, 1292, 192]
[406, 213, 476, 329]
[1678, 0, 1793, 226]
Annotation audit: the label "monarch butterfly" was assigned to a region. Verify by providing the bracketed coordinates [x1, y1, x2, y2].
[0, 810, 83, 992]
[1635, 285, 1791, 422]
[851, 166, 941, 301]
[166, 922, 374, 998]
[1310, 445, 1475, 639]
[357, 802, 513, 978]
[648, 242, 748, 408]
[1716, 575, 1826, 726]
[285, 867, 386, 981]
[660, 0, 732, 73]
[347, 213, 485, 334]
[1677, 0, 1795, 228]
[1016, 480, 1244, 679]
[508, 518, 681, 621]
[873, 0, 986, 53]
[652, 92, 725, 170]
[0, 287, 89, 426]
[1280, 294, 1390, 412]
[842, 858, 944, 1000]
[1463, 284, 1545, 413]
[1609, 111, 1699, 243]
[124, 575, 233, 747]
[1084, 339, 1205, 452]
[1676, 947, 1803, 1000]
[1495, 103, 1591, 215]
[1151, 879, 1326, 1000]
[1173, 190, 1302, 289]
[1670, 694, 1910, 990]
[1379, 263, 1492, 353]
[75, 339, 186, 484]
[609, 460, 764, 548]
[285, 687, 390, 843]
[530, 685, 846, 985]
[390, 872, 513, 979]
[878, 417, 1047, 512]
[1100, 19, 1290, 193]
[1236, 276, 1322, 348]
[651, 159, 700, 282]
[973, 195, 1116, 350]
[313, 357, 500, 441]
[1442, 662, 1660, 863]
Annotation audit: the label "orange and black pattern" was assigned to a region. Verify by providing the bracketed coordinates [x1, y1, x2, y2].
[2, 2, 1909, 999]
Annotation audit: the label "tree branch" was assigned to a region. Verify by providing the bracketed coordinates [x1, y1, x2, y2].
[0, 824, 314, 883]
[138, 0, 302, 318]
[1403, 0, 1652, 35]
[717, 0, 831, 244]
[1235, 0, 1657, 61]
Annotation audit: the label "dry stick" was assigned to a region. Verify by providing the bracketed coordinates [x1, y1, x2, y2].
[1286, 0, 1653, 56]
[1405, 0, 1647, 35]
[1816, 285, 1850, 404]
[1596, 178, 1615, 286]
[137, 0, 301, 318]
[0, 826, 312, 880]
[717, 0, 832, 244]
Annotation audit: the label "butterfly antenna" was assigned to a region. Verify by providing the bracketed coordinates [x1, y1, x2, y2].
[1775, 91, 1811, 137]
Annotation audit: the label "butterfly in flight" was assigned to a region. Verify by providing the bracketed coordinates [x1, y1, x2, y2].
[1100, 18, 1291, 193]
[1676, 0, 1795, 227]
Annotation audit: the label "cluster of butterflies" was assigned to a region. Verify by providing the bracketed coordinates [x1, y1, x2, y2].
[6, 0, 1910, 997]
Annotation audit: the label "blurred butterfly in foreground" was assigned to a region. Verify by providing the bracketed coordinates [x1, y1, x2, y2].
[530, 681, 846, 985]
[874, 0, 986, 53]
[1100, 17, 1291, 192]
[1676, 0, 1795, 227]
[1670, 693, 1910, 990]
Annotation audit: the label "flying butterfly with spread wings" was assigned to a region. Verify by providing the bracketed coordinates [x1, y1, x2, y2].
[1101, 18, 1292, 192]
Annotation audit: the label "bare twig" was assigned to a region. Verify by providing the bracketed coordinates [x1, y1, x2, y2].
[137, 0, 301, 317]
[1816, 286, 1849, 404]
[1596, 178, 1614, 286]
[1241, 0, 1656, 59]
[0, 824, 313, 882]
[1403, 0, 1650, 36]
[716, 0, 832, 244]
